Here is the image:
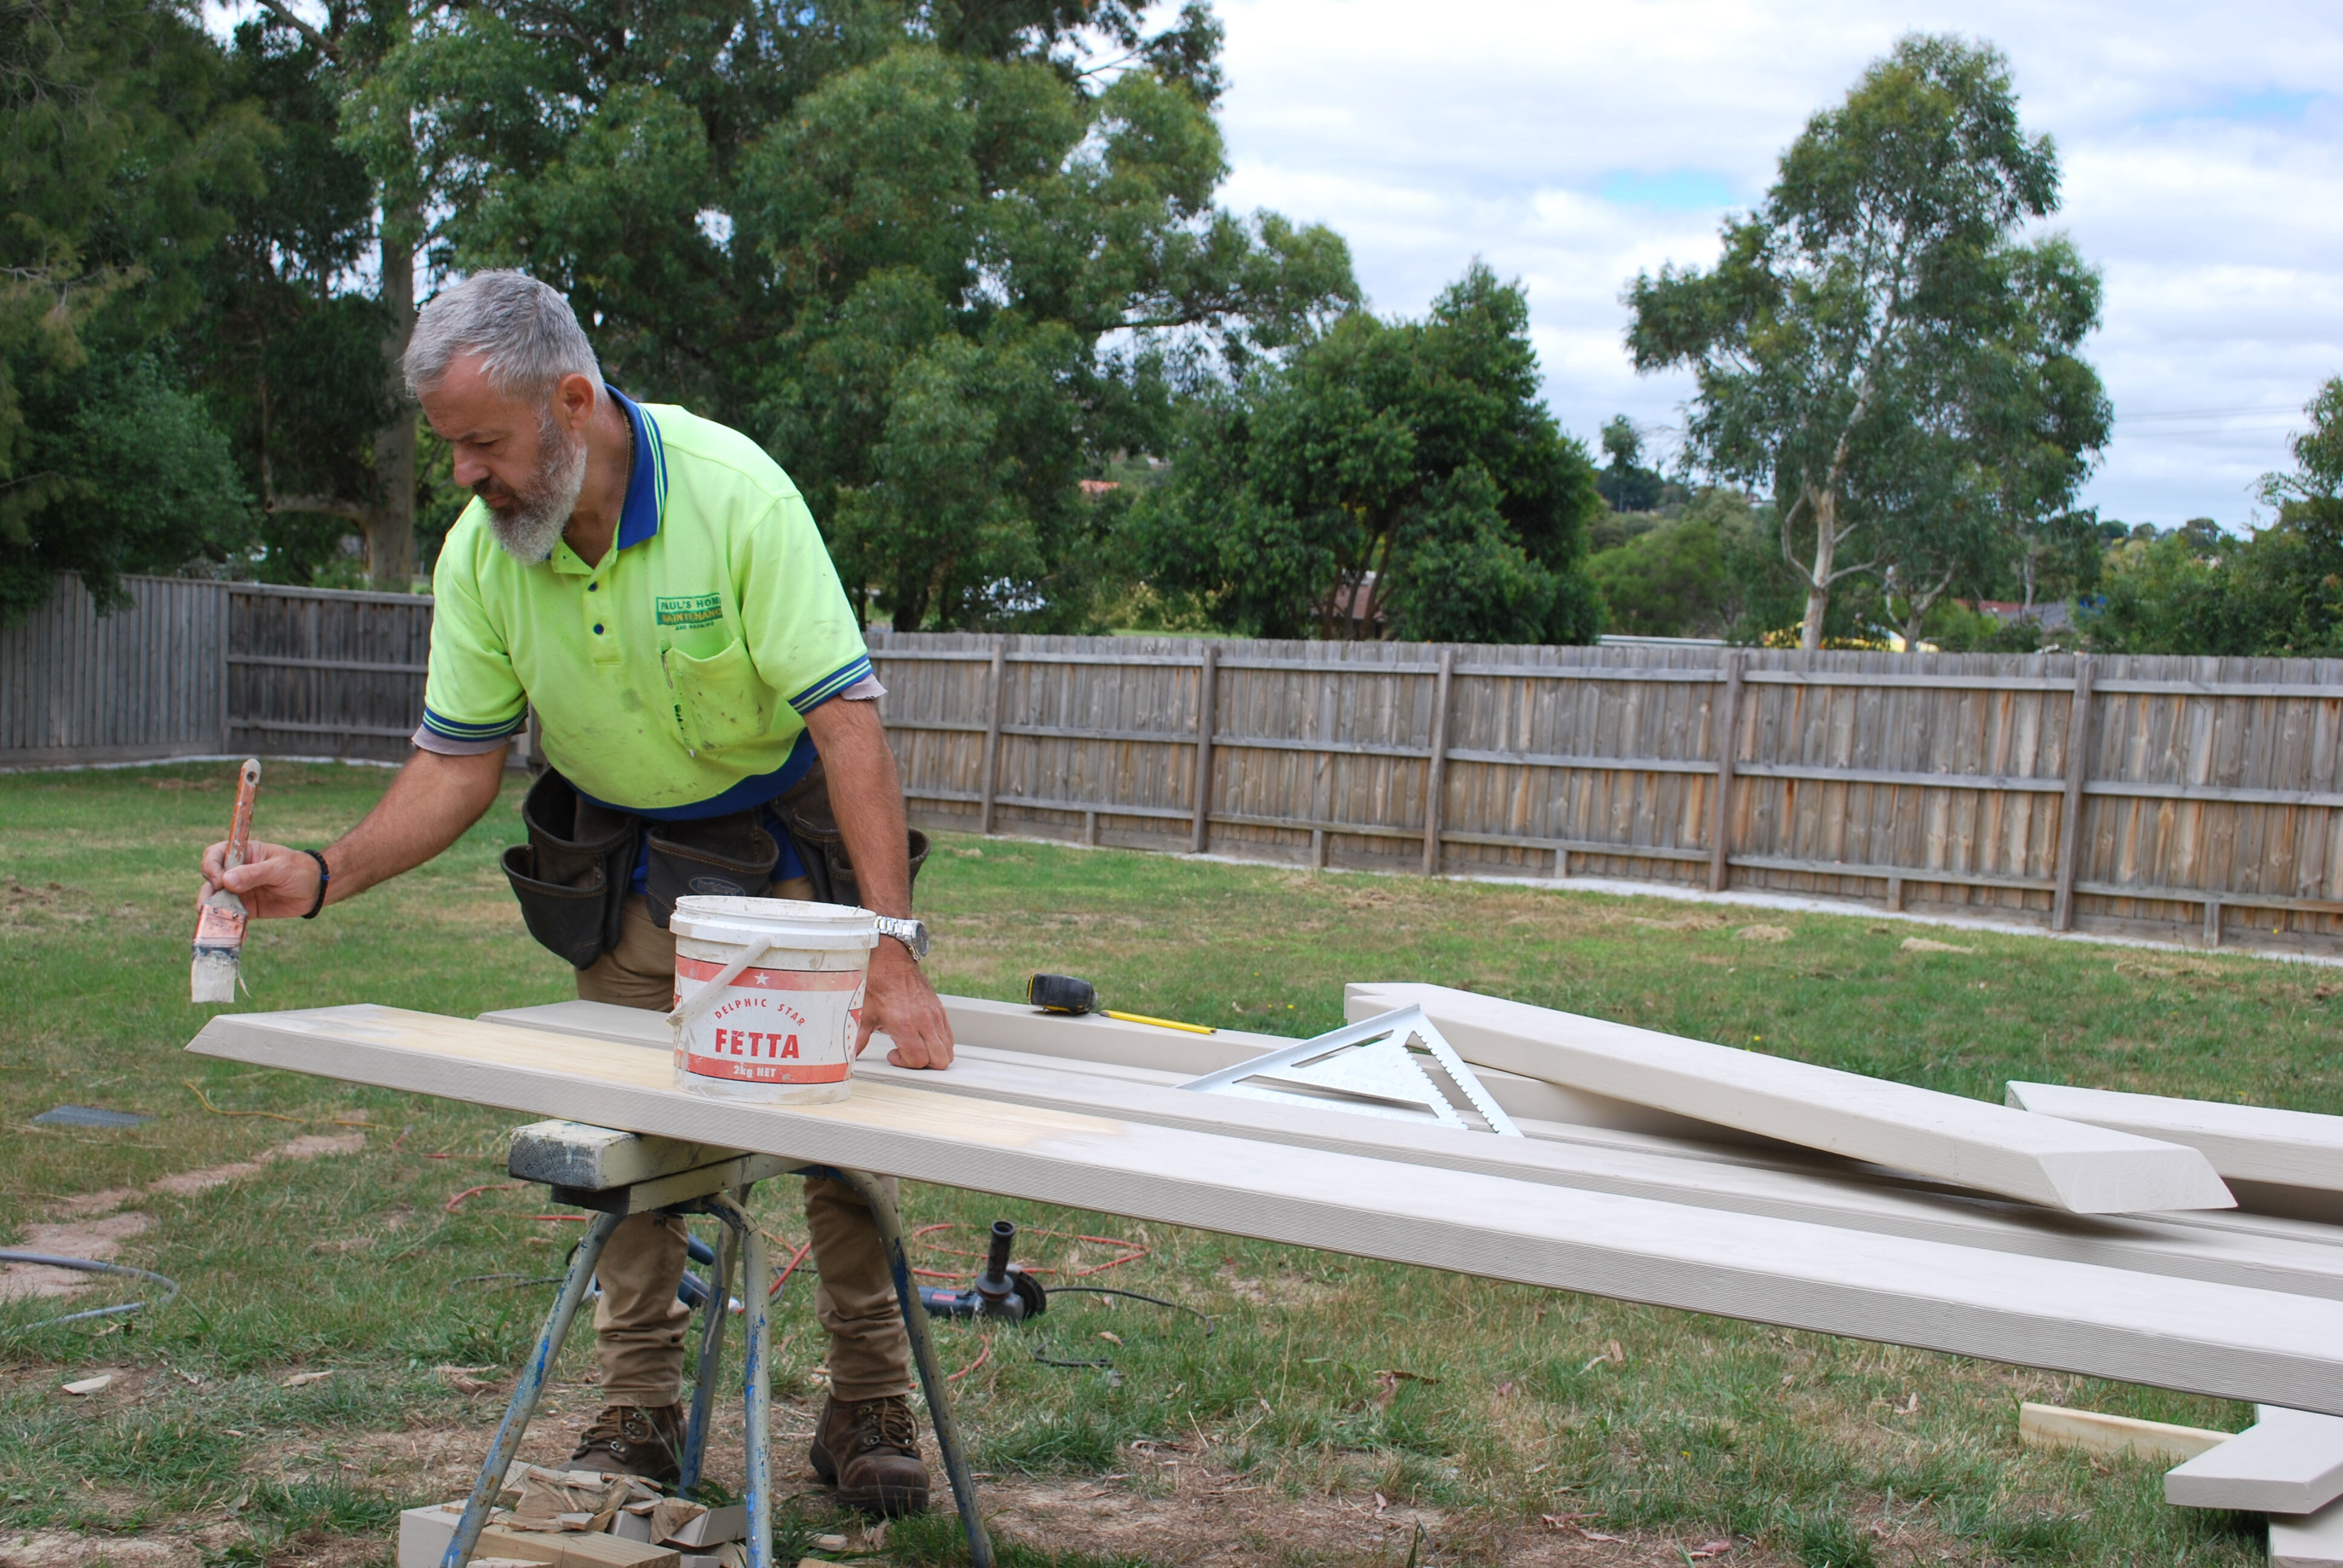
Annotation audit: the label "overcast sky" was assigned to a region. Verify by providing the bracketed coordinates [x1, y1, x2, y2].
[1210, 0, 2343, 528]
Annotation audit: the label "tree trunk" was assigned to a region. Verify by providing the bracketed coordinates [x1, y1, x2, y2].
[366, 209, 419, 587]
[1798, 485, 1835, 651]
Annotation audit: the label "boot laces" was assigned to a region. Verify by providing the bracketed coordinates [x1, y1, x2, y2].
[853, 1397, 917, 1453]
[579, 1405, 661, 1450]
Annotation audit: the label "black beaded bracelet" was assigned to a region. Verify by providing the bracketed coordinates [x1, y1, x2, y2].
[302, 849, 330, 920]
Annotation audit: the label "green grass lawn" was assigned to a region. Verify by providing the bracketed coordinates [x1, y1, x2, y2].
[1, 760, 2333, 1567]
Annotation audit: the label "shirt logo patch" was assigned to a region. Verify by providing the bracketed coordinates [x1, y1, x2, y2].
[655, 593, 724, 628]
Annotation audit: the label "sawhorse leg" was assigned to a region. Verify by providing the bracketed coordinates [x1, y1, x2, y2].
[834, 1168, 995, 1568]
[706, 1195, 773, 1568]
[677, 1218, 737, 1493]
[441, 1209, 624, 1568]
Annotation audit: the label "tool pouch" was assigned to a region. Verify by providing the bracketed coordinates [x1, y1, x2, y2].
[644, 810, 780, 930]
[503, 770, 637, 968]
[775, 759, 929, 909]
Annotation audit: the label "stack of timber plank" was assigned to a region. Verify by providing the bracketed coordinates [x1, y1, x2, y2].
[188, 982, 2343, 1560]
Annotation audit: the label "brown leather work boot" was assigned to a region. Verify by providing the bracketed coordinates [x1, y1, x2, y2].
[808, 1393, 931, 1515]
[569, 1402, 686, 1483]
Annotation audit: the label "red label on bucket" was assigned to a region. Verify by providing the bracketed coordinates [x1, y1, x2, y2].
[674, 956, 862, 1085]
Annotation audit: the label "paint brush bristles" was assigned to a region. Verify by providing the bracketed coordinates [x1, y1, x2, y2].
[191, 759, 263, 1004]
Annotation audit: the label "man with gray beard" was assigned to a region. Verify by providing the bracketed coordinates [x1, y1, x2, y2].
[200, 270, 948, 1515]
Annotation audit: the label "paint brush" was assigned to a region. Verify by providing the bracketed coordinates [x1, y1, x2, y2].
[191, 759, 263, 1004]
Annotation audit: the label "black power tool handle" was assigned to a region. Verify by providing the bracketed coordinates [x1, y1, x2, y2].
[976, 1220, 1017, 1303]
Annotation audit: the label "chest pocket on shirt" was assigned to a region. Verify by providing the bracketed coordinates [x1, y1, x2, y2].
[661, 638, 773, 752]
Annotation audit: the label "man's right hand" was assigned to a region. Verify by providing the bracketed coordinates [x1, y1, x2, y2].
[193, 745, 508, 922]
[202, 839, 324, 920]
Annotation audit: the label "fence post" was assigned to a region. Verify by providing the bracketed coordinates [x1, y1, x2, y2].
[2053, 655, 2095, 931]
[1190, 645, 1220, 854]
[216, 584, 234, 754]
[1708, 650, 1745, 892]
[977, 639, 1006, 836]
[1422, 646, 1456, 876]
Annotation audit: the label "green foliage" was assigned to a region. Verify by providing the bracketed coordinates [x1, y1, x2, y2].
[375, 1, 1354, 629]
[2085, 379, 2343, 656]
[1585, 488, 1768, 639]
[1627, 34, 2105, 648]
[1133, 263, 1605, 643]
[0, 0, 268, 619]
[2087, 511, 2343, 657]
[1596, 414, 1669, 513]
[0, 354, 254, 619]
[183, 16, 401, 587]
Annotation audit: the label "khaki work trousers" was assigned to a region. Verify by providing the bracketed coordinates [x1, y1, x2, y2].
[577, 892, 911, 1407]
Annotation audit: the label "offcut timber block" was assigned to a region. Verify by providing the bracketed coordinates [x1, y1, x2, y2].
[396, 1506, 680, 1568]
[2165, 1405, 2343, 1514]
[611, 1502, 747, 1549]
[187, 1005, 2343, 1413]
[2274, 1497, 2343, 1567]
[2007, 1080, 2343, 1193]
[2017, 1402, 2233, 1465]
[1348, 983, 2235, 1214]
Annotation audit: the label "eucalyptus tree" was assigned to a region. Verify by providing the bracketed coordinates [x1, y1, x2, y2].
[1627, 34, 2095, 649]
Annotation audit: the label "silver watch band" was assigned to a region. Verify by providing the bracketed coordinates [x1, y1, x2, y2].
[873, 915, 928, 961]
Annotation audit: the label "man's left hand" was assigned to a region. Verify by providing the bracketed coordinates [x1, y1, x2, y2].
[859, 938, 954, 1070]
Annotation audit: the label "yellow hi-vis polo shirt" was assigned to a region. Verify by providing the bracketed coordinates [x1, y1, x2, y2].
[419, 387, 872, 818]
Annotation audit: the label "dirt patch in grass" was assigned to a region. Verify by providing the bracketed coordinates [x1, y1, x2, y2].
[262, 1529, 386, 1568]
[1629, 912, 1731, 932]
[978, 1465, 1801, 1567]
[99, 1132, 372, 1203]
[0, 1214, 152, 1299]
[0, 1532, 206, 1568]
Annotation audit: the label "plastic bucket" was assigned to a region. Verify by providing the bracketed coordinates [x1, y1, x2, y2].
[668, 896, 878, 1105]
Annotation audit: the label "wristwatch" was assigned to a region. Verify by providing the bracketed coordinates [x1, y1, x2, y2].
[873, 915, 929, 962]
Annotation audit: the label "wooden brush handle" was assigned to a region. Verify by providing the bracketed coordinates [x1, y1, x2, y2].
[223, 759, 261, 871]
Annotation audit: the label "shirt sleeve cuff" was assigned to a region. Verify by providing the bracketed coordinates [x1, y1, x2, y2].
[788, 654, 877, 713]
[413, 725, 513, 756]
[420, 704, 527, 744]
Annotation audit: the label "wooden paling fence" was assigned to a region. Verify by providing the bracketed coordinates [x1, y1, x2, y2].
[1, 573, 441, 768]
[868, 632, 2343, 957]
[0, 574, 228, 766]
[9, 579, 2339, 954]
[228, 581, 436, 763]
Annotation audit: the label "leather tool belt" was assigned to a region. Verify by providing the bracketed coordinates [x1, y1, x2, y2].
[502, 762, 929, 969]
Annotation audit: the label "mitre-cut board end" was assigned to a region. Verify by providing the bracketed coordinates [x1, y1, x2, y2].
[2166, 1405, 2343, 1515]
[2010, 1080, 2343, 1194]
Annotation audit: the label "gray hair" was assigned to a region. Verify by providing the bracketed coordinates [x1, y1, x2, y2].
[404, 270, 603, 402]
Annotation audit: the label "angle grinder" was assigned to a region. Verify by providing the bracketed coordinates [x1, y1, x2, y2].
[919, 1218, 1049, 1322]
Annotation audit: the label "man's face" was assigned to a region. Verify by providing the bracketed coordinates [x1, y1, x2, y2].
[419, 353, 590, 561]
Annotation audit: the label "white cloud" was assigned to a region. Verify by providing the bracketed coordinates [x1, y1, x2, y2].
[1213, 0, 2343, 524]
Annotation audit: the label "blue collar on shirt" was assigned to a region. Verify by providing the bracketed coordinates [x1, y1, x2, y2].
[605, 385, 667, 550]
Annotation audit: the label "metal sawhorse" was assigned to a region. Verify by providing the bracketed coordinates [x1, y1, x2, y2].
[437, 1122, 993, 1568]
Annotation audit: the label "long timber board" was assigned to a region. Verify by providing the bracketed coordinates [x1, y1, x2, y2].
[190, 1004, 2343, 1413]
[483, 1000, 2343, 1305]
[1348, 982, 2236, 1214]
[2009, 1080, 2343, 1193]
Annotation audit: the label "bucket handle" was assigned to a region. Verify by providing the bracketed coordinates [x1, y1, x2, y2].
[668, 936, 776, 1037]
